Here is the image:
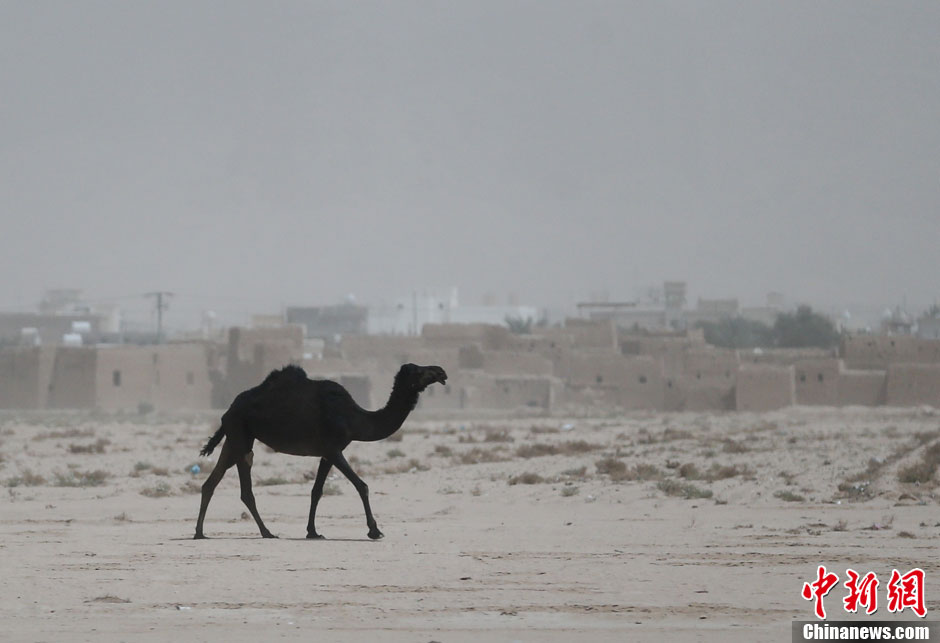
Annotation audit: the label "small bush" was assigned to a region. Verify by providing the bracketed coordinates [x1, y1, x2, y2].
[387, 448, 406, 459]
[722, 439, 750, 454]
[433, 445, 453, 457]
[256, 476, 292, 486]
[596, 457, 626, 476]
[140, 481, 172, 497]
[561, 486, 580, 497]
[6, 469, 47, 487]
[898, 461, 935, 484]
[483, 429, 514, 443]
[68, 438, 111, 454]
[657, 479, 713, 499]
[508, 472, 545, 485]
[54, 469, 109, 487]
[455, 447, 509, 465]
[774, 490, 805, 502]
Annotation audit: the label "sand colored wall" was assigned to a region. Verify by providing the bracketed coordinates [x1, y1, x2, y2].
[735, 365, 794, 412]
[794, 358, 841, 406]
[842, 335, 940, 370]
[94, 347, 154, 411]
[885, 364, 940, 407]
[421, 323, 512, 350]
[48, 347, 97, 409]
[464, 374, 553, 411]
[563, 318, 618, 352]
[93, 344, 213, 411]
[341, 335, 427, 363]
[458, 346, 553, 376]
[838, 368, 886, 406]
[0, 347, 55, 409]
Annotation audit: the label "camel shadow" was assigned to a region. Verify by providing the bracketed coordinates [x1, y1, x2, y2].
[174, 535, 376, 542]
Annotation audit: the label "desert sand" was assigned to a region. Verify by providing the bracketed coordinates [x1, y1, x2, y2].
[2, 406, 939, 642]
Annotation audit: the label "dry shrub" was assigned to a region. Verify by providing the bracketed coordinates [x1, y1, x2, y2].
[508, 472, 545, 485]
[898, 461, 935, 484]
[657, 479, 712, 499]
[530, 425, 560, 435]
[382, 458, 429, 474]
[387, 448, 406, 458]
[722, 439, 750, 454]
[256, 476, 292, 486]
[6, 469, 47, 487]
[483, 429, 514, 443]
[33, 428, 95, 441]
[455, 447, 510, 465]
[774, 490, 805, 502]
[596, 457, 627, 476]
[678, 463, 702, 480]
[54, 469, 109, 487]
[433, 445, 453, 457]
[140, 481, 173, 497]
[597, 458, 662, 482]
[662, 428, 693, 442]
[561, 486, 579, 497]
[516, 440, 599, 459]
[68, 438, 111, 454]
[561, 465, 587, 479]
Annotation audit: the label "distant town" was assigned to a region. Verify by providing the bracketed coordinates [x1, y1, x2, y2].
[1, 283, 939, 414]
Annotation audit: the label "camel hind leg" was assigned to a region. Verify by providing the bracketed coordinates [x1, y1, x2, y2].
[194, 438, 239, 539]
[236, 450, 276, 538]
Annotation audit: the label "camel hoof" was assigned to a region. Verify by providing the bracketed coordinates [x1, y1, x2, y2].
[306, 533, 325, 540]
[261, 532, 278, 539]
[368, 529, 384, 540]
[193, 533, 207, 540]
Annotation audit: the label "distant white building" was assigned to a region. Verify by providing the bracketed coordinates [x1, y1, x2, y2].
[367, 288, 539, 335]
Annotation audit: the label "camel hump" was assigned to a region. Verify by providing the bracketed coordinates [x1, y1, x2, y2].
[261, 364, 308, 387]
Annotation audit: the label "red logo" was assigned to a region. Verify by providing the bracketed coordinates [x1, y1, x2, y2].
[803, 566, 927, 619]
[802, 565, 840, 619]
[887, 568, 926, 618]
[843, 569, 879, 615]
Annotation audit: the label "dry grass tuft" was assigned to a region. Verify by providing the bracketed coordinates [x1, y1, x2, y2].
[516, 440, 600, 459]
[6, 469, 47, 487]
[140, 481, 173, 497]
[32, 428, 95, 442]
[455, 447, 510, 465]
[657, 479, 712, 499]
[508, 472, 546, 485]
[54, 469, 109, 487]
[68, 438, 111, 454]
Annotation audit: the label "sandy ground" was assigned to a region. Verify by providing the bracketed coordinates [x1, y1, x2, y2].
[2, 406, 940, 642]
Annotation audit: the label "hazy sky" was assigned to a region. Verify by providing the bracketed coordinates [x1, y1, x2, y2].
[2, 1, 938, 326]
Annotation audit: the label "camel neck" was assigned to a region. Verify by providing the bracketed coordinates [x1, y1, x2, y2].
[352, 379, 420, 442]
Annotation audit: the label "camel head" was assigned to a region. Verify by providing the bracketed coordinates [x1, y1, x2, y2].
[397, 363, 448, 392]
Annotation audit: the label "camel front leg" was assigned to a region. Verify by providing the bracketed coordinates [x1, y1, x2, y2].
[330, 452, 383, 540]
[306, 457, 333, 539]
[236, 451, 276, 538]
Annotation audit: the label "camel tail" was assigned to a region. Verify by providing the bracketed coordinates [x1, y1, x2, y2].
[199, 426, 226, 457]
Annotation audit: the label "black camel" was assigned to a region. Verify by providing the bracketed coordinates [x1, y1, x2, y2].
[194, 363, 447, 539]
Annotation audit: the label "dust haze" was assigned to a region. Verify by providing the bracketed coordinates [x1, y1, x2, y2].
[2, 2, 938, 325]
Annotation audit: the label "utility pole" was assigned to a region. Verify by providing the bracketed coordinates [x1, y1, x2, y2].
[145, 291, 173, 343]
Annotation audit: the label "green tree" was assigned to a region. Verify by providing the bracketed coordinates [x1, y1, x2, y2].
[505, 315, 534, 334]
[772, 305, 839, 349]
[695, 317, 774, 349]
